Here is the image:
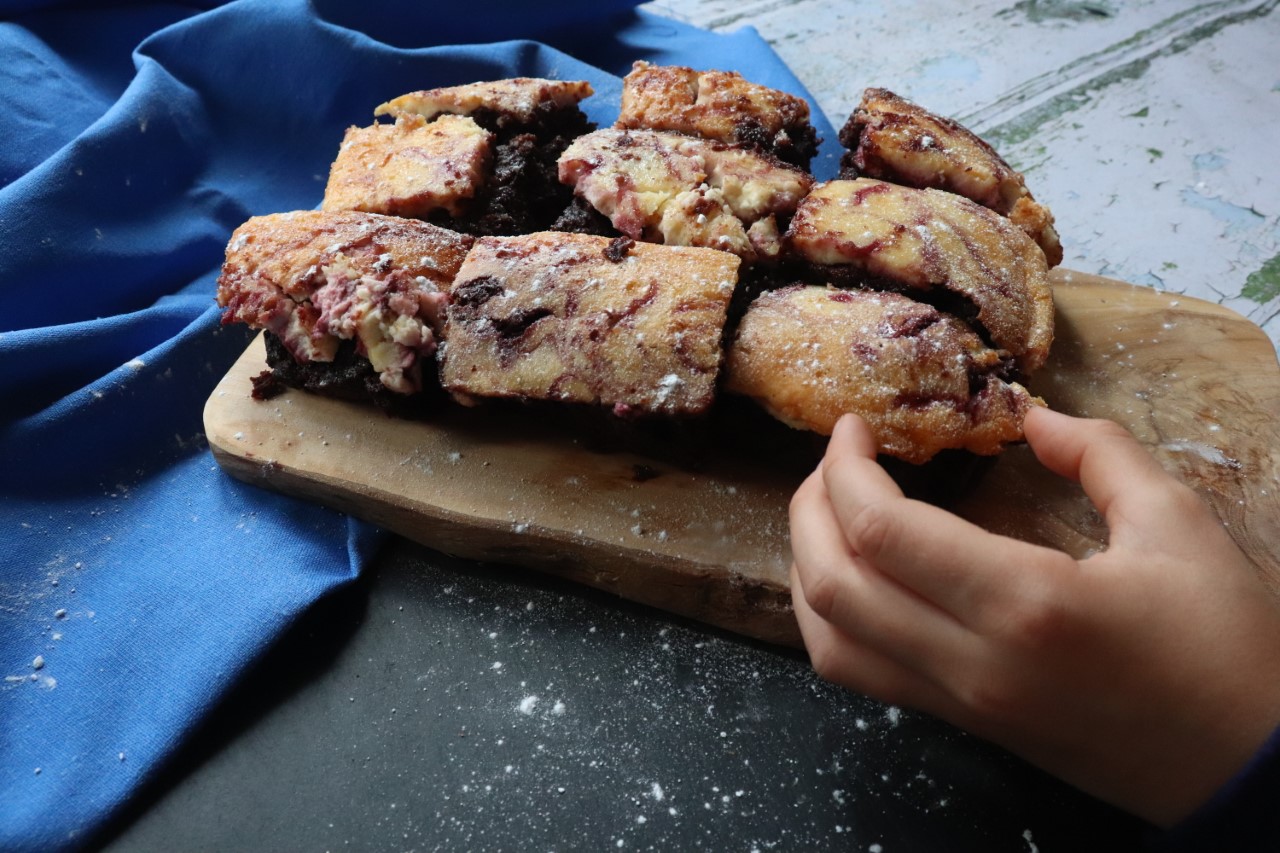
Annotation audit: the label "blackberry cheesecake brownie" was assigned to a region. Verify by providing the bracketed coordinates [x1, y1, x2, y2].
[216, 210, 473, 407]
[322, 114, 492, 221]
[838, 88, 1062, 266]
[440, 232, 740, 417]
[786, 178, 1055, 374]
[725, 285, 1042, 464]
[215, 66, 1065, 467]
[616, 61, 820, 170]
[323, 77, 595, 236]
[556, 128, 813, 262]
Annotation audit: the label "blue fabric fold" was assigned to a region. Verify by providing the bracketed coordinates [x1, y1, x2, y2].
[0, 1, 839, 848]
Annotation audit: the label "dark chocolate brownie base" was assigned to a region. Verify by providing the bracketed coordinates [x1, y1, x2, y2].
[433, 105, 596, 237]
[550, 195, 621, 237]
[260, 333, 992, 494]
[261, 332, 442, 418]
[736, 119, 820, 172]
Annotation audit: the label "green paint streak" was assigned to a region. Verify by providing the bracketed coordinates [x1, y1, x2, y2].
[1146, 147, 1164, 160]
[985, 1, 1279, 151]
[1000, 0, 1116, 23]
[1162, 261, 1178, 270]
[1242, 254, 1280, 304]
[986, 57, 1153, 149]
[1129, 106, 1150, 118]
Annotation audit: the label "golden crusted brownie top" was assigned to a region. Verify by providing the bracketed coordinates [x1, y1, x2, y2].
[725, 285, 1042, 463]
[376, 78, 594, 124]
[558, 128, 812, 260]
[841, 88, 1062, 266]
[218, 210, 472, 303]
[217, 211, 474, 393]
[440, 232, 740, 415]
[788, 179, 1054, 373]
[321, 114, 493, 219]
[616, 61, 815, 166]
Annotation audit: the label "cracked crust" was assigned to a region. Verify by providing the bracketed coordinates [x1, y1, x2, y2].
[787, 179, 1055, 373]
[839, 88, 1063, 267]
[617, 61, 819, 169]
[220, 72, 1067, 466]
[322, 114, 494, 219]
[376, 78, 593, 126]
[557, 128, 812, 261]
[725, 285, 1044, 463]
[440, 232, 741, 416]
[326, 78, 595, 236]
[216, 210, 473, 395]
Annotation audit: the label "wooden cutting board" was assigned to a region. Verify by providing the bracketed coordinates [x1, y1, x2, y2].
[203, 269, 1280, 647]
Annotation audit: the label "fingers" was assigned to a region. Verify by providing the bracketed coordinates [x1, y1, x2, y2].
[1023, 408, 1173, 518]
[821, 414, 1073, 626]
[823, 414, 905, 501]
[1023, 408, 1220, 549]
[789, 464, 968, 677]
[790, 563, 962, 718]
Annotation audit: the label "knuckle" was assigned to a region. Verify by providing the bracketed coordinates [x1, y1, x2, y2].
[996, 584, 1069, 650]
[846, 500, 899, 560]
[807, 641, 845, 684]
[1131, 479, 1211, 530]
[821, 443, 851, 474]
[802, 566, 845, 621]
[1162, 481, 1211, 518]
[956, 673, 1028, 727]
[1089, 418, 1134, 443]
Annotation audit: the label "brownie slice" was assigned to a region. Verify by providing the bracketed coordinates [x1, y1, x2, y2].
[838, 88, 1062, 266]
[321, 77, 595, 237]
[322, 114, 493, 220]
[216, 210, 474, 403]
[616, 61, 820, 170]
[786, 178, 1055, 374]
[725, 285, 1042, 463]
[439, 232, 741, 417]
[376, 78, 593, 130]
[557, 128, 812, 262]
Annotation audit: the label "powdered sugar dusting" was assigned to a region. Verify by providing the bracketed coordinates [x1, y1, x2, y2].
[1159, 440, 1241, 469]
[275, 546, 1118, 850]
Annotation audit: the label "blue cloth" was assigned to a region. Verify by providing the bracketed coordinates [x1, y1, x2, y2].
[0, 2, 840, 849]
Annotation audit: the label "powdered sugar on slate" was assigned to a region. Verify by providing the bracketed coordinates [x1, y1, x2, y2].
[318, 545, 1069, 852]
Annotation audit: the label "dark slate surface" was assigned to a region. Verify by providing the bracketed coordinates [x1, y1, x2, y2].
[103, 537, 1144, 851]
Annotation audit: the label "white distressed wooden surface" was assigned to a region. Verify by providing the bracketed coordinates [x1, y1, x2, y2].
[644, 0, 1280, 346]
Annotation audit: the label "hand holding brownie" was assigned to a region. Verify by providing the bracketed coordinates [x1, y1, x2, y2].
[789, 407, 1280, 827]
[211, 57, 1280, 841]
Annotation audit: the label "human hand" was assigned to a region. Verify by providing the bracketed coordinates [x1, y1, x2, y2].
[789, 407, 1280, 826]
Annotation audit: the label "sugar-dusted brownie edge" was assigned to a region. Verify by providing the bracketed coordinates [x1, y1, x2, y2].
[556, 128, 813, 262]
[784, 179, 1055, 374]
[724, 284, 1043, 464]
[439, 232, 741, 417]
[617, 61, 820, 170]
[321, 115, 493, 220]
[837, 87, 1063, 266]
[217, 210, 474, 408]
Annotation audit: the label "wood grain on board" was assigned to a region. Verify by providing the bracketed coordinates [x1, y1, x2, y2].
[204, 269, 1280, 647]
